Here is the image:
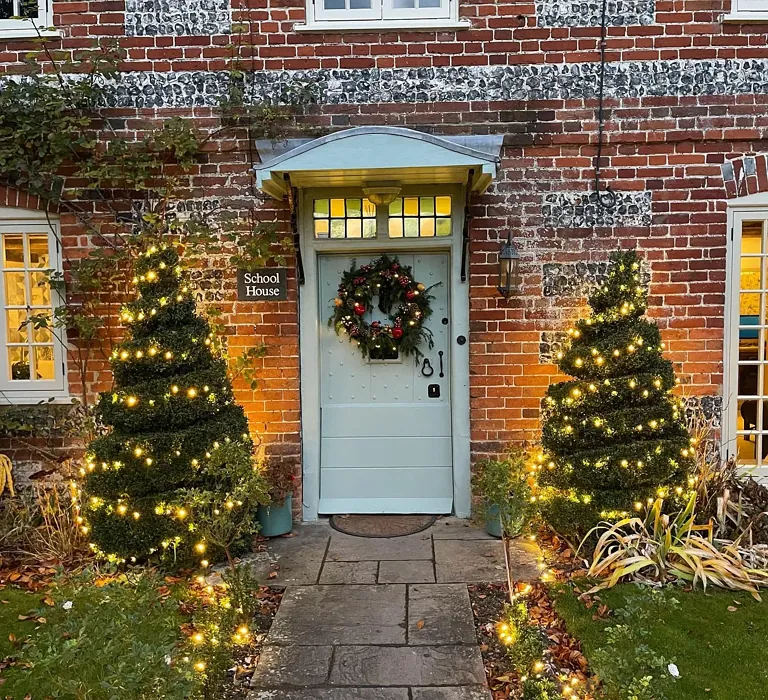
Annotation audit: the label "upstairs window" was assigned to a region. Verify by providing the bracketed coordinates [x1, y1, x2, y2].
[304, 0, 462, 30]
[0, 0, 51, 36]
[727, 0, 768, 19]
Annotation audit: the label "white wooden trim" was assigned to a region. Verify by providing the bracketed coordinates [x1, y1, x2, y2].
[723, 0, 768, 21]
[301, 0, 462, 30]
[382, 0, 451, 21]
[0, 0, 54, 37]
[294, 18, 469, 31]
[298, 184, 471, 519]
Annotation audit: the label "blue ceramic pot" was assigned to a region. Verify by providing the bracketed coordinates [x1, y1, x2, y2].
[484, 503, 503, 538]
[257, 494, 293, 537]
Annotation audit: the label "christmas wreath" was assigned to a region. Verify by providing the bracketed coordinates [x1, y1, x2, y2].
[329, 255, 436, 359]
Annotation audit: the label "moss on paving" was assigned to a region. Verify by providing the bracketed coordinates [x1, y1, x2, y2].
[553, 583, 768, 700]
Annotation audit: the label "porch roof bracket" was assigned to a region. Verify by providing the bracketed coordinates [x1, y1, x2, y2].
[252, 126, 502, 200]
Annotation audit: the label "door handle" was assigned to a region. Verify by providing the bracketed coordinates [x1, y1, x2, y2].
[420, 358, 434, 377]
[438, 351, 444, 378]
[456, 335, 466, 345]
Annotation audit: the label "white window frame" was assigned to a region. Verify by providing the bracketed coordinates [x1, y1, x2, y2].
[724, 197, 768, 479]
[0, 208, 68, 404]
[0, 0, 56, 39]
[298, 0, 468, 32]
[724, 0, 768, 22]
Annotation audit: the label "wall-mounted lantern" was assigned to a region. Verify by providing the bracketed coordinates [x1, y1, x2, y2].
[497, 233, 521, 298]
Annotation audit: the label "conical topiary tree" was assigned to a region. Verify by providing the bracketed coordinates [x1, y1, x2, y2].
[81, 245, 252, 562]
[538, 249, 696, 537]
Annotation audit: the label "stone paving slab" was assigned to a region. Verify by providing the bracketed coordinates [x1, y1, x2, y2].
[248, 689, 410, 700]
[329, 645, 486, 686]
[250, 645, 333, 688]
[408, 584, 477, 646]
[327, 532, 433, 561]
[320, 561, 379, 584]
[429, 518, 494, 540]
[378, 560, 435, 584]
[267, 585, 406, 645]
[411, 688, 492, 700]
[242, 522, 330, 586]
[434, 539, 506, 583]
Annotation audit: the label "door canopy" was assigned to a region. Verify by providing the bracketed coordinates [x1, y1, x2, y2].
[253, 126, 503, 200]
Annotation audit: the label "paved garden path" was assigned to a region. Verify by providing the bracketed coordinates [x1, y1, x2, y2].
[243, 518, 540, 700]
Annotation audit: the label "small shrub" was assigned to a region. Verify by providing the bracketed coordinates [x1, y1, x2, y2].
[522, 676, 561, 700]
[497, 601, 546, 676]
[472, 447, 532, 536]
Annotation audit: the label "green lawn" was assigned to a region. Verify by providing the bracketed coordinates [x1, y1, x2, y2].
[0, 574, 192, 699]
[554, 583, 768, 700]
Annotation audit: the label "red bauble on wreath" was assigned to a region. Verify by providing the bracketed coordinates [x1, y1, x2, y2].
[328, 254, 436, 359]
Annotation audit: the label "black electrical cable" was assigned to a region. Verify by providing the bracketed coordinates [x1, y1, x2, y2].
[594, 0, 616, 211]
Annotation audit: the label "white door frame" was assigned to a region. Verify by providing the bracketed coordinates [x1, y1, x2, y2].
[298, 183, 471, 520]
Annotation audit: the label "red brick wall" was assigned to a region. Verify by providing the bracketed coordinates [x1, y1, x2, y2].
[2, 0, 766, 497]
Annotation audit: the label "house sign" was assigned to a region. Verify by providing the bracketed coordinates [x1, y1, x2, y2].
[237, 269, 288, 301]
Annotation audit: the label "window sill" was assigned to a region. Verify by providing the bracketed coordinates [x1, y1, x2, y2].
[0, 391, 72, 406]
[294, 19, 471, 32]
[722, 12, 768, 22]
[0, 27, 61, 40]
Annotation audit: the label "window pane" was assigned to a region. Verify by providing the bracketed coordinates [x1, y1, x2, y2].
[315, 220, 329, 238]
[3, 235, 24, 268]
[9, 346, 30, 381]
[389, 219, 403, 238]
[362, 199, 376, 218]
[4, 272, 26, 306]
[330, 199, 346, 218]
[435, 196, 451, 216]
[314, 199, 329, 217]
[330, 220, 346, 239]
[420, 197, 434, 215]
[30, 271, 50, 306]
[34, 345, 55, 380]
[346, 199, 362, 218]
[347, 219, 362, 239]
[33, 323, 52, 344]
[350, 0, 372, 8]
[404, 219, 419, 238]
[19, 0, 40, 18]
[363, 219, 377, 239]
[0, 0, 13, 20]
[393, 0, 415, 6]
[28, 234, 49, 267]
[419, 218, 435, 237]
[324, 0, 346, 8]
[420, 0, 441, 6]
[436, 218, 452, 236]
[403, 197, 418, 216]
[6, 309, 28, 343]
[389, 199, 402, 216]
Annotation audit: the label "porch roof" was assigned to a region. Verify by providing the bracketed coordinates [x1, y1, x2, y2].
[252, 126, 503, 200]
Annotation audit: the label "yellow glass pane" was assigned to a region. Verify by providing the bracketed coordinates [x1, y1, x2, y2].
[389, 219, 403, 238]
[420, 219, 435, 237]
[30, 272, 51, 307]
[314, 199, 329, 217]
[362, 199, 376, 218]
[347, 219, 362, 239]
[4, 272, 27, 305]
[28, 235, 49, 268]
[34, 345, 55, 380]
[739, 294, 760, 316]
[436, 218, 452, 236]
[9, 346, 30, 381]
[389, 198, 403, 216]
[6, 309, 28, 343]
[741, 293, 761, 316]
[330, 199, 346, 218]
[33, 323, 52, 344]
[403, 197, 419, 216]
[3, 235, 24, 268]
[315, 220, 330, 238]
[363, 220, 377, 239]
[435, 196, 452, 216]
[742, 222, 764, 254]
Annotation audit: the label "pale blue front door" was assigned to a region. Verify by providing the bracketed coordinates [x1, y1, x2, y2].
[318, 252, 453, 514]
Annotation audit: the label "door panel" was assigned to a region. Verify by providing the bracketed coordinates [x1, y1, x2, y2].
[318, 252, 452, 514]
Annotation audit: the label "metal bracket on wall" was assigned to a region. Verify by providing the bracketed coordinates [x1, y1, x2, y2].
[460, 168, 474, 283]
[285, 174, 305, 285]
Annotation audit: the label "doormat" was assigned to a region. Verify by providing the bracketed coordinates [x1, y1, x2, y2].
[330, 514, 437, 538]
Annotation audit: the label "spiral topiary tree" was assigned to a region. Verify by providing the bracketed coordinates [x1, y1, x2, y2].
[538, 249, 696, 538]
[81, 245, 253, 563]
